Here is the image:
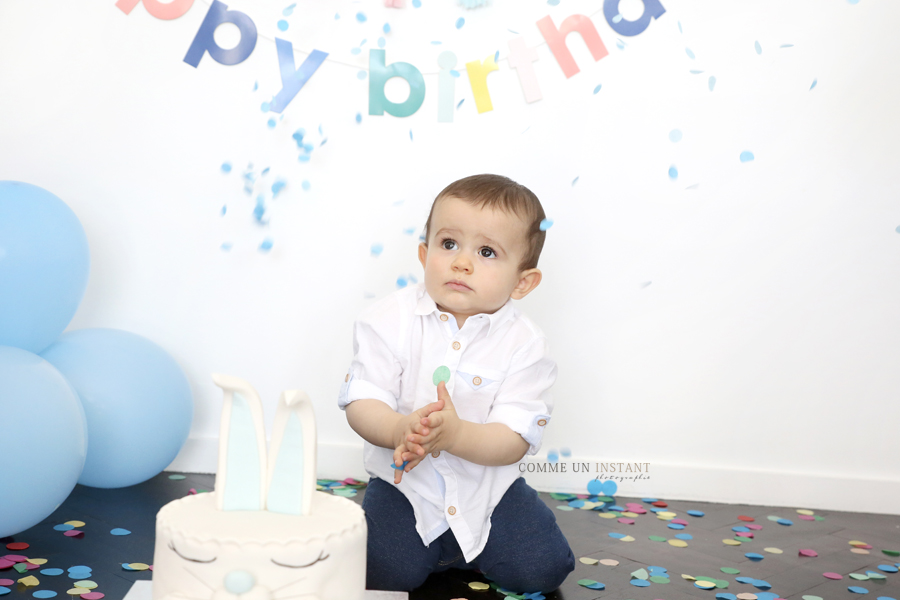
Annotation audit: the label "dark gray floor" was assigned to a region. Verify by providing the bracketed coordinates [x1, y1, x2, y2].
[2, 472, 898, 600]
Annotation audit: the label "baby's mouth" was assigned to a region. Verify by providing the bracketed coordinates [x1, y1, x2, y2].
[446, 281, 471, 292]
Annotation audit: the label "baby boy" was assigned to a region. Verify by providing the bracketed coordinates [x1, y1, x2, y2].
[338, 174, 574, 593]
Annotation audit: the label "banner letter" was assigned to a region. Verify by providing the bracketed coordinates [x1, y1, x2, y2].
[603, 0, 666, 36]
[116, 0, 193, 20]
[507, 37, 542, 103]
[269, 39, 328, 113]
[369, 49, 425, 117]
[465, 54, 499, 113]
[536, 14, 608, 79]
[437, 51, 457, 123]
[184, 0, 257, 68]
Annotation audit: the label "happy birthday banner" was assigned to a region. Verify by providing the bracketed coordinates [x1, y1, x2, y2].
[116, 0, 666, 120]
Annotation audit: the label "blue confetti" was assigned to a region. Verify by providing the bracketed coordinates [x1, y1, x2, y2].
[755, 40, 762, 54]
[716, 595, 737, 600]
[687, 509, 705, 517]
[810, 78, 818, 90]
[572, 176, 579, 186]
[355, 113, 362, 123]
[667, 523, 685, 530]
[40, 569, 64, 576]
[356, 12, 366, 22]
[593, 84, 602, 94]
[732, 526, 750, 532]
[494, 50, 500, 62]
[371, 243, 384, 257]
[267, 118, 276, 128]
[777, 518, 793, 526]
[740, 151, 755, 162]
[753, 580, 772, 590]
[259, 238, 274, 252]
[880, 564, 900, 572]
[67, 566, 91, 573]
[568, 499, 585, 508]
[675, 533, 693, 540]
[319, 138, 328, 146]
[678, 21, 682, 33]
[668, 165, 678, 179]
[539, 218, 553, 231]
[300, 180, 310, 191]
[412, 0, 421, 6]
[547, 449, 559, 462]
[261, 167, 270, 176]
[608, 532, 626, 539]
[253, 197, 266, 223]
[745, 553, 764, 561]
[508, 29, 519, 34]
[252, 81, 258, 91]
[612, 14, 623, 23]
[0, 587, 10, 597]
[548, 0, 559, 5]
[848, 587, 869, 594]
[383, 23, 391, 33]
[33, 592, 57, 599]
[631, 580, 651, 587]
[736, 576, 755, 583]
[261, 101, 270, 112]
[669, 129, 683, 142]
[690, 69, 704, 74]
[221, 242, 233, 251]
[390, 460, 409, 470]
[298, 154, 310, 163]
[110, 528, 131, 536]
[271, 180, 286, 197]
[457, 98, 465, 109]
[277, 19, 288, 31]
[378, 37, 386, 48]
[403, 227, 415, 235]
[53, 524, 75, 531]
[334, 13, 340, 19]
[302, 142, 313, 153]
[780, 44, 794, 48]
[221, 162, 232, 173]
[685, 47, 695, 59]
[409, 129, 413, 141]
[431, 41, 442, 45]
[396, 275, 408, 288]
[847, 0, 860, 4]
[449, 69, 460, 77]
[456, 17, 465, 29]
[709, 75, 717, 91]
[357, 70, 367, 80]
[616, 39, 626, 50]
[221, 205, 226, 215]
[350, 47, 361, 55]
[282, 3, 295, 16]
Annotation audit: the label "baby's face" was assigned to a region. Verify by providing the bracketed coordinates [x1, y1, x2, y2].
[418, 196, 537, 325]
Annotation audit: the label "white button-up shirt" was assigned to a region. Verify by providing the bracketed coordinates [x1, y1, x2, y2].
[338, 282, 556, 562]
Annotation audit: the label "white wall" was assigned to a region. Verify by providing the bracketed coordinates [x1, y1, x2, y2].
[2, 0, 898, 514]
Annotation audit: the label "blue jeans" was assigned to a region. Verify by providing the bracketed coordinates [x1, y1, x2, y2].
[362, 476, 575, 593]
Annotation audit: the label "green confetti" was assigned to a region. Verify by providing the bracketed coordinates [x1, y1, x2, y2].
[432, 365, 451, 385]
[721, 567, 741, 574]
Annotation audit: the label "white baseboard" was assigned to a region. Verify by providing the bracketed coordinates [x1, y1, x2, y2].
[166, 438, 900, 515]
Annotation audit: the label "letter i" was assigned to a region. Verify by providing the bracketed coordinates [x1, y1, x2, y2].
[437, 51, 457, 123]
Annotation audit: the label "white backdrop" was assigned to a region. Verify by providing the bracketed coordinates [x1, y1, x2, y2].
[1, 0, 898, 514]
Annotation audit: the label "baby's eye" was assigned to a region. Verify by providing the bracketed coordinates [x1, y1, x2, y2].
[441, 238, 457, 250]
[479, 247, 496, 258]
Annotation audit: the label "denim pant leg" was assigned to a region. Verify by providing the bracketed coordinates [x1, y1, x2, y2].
[474, 478, 575, 593]
[362, 477, 442, 591]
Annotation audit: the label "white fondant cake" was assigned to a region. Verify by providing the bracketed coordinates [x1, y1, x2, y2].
[152, 374, 367, 600]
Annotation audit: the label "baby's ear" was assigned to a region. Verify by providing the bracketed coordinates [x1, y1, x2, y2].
[418, 242, 428, 268]
[211, 374, 268, 511]
[266, 390, 317, 515]
[510, 268, 542, 300]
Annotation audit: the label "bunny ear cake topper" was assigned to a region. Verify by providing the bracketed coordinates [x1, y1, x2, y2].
[211, 375, 317, 515]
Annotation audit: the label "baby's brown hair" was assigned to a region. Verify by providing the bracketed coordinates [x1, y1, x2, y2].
[423, 174, 547, 272]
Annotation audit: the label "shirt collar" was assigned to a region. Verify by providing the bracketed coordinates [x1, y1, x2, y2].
[413, 282, 518, 337]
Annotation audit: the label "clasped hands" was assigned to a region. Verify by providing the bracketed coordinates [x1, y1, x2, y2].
[392, 381, 459, 484]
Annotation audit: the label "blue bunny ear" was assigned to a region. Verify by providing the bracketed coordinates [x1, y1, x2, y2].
[266, 389, 316, 515]
[212, 374, 268, 511]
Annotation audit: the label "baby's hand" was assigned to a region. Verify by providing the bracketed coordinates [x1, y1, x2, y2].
[392, 398, 445, 484]
[405, 382, 460, 456]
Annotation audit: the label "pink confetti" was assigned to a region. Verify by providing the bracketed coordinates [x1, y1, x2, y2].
[24, 563, 40, 571]
[856, 544, 873, 549]
[736, 532, 754, 538]
[188, 488, 197, 495]
[0, 579, 14, 586]
[746, 524, 763, 530]
[798, 515, 815, 521]
[148, 565, 154, 571]
[799, 549, 818, 557]
[0, 559, 14, 569]
[63, 530, 84, 538]
[823, 572, 843, 580]
[2, 555, 27, 562]
[81, 593, 105, 599]
[618, 518, 635, 524]
[672, 518, 688, 525]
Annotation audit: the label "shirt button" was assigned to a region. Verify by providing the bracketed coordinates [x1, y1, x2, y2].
[448, 506, 456, 516]
[537, 419, 547, 426]
[432, 451, 440, 458]
[344, 373, 350, 382]
[452, 341, 461, 350]
[440, 314, 449, 321]
[473, 376, 482, 385]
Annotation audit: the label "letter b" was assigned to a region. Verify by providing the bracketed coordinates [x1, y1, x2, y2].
[368, 49, 425, 118]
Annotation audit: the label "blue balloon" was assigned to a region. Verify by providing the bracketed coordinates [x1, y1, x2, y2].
[41, 329, 193, 488]
[0, 182, 90, 353]
[0, 346, 87, 537]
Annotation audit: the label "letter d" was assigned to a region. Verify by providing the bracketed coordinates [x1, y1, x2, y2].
[368, 49, 425, 118]
[184, 0, 257, 67]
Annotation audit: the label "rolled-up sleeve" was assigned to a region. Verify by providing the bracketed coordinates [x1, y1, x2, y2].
[484, 336, 556, 455]
[338, 303, 402, 412]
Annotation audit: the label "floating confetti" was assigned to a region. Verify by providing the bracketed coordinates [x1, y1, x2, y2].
[593, 84, 602, 94]
[539, 218, 553, 231]
[685, 47, 695, 59]
[781, 44, 794, 48]
[277, 20, 288, 31]
[455, 17, 465, 29]
[355, 113, 362, 123]
[433, 365, 451, 385]
[457, 99, 465, 109]
[370, 243, 384, 257]
[810, 79, 817, 90]
[739, 151, 755, 162]
[383, 23, 391, 33]
[571, 176, 579, 186]
[282, 3, 295, 16]
[709, 76, 717, 91]
[357, 70, 367, 80]
[754, 40, 762, 54]
[378, 37, 386, 48]
[301, 180, 311, 191]
[221, 162, 232, 173]
[259, 238, 274, 252]
[668, 165, 678, 179]
[547, 0, 560, 5]
[669, 129, 683, 142]
[220, 242, 233, 252]
[355, 12, 366, 22]
[412, 0, 421, 6]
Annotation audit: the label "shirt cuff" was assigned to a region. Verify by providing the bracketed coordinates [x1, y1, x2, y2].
[485, 404, 550, 456]
[338, 373, 399, 412]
